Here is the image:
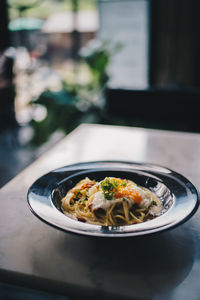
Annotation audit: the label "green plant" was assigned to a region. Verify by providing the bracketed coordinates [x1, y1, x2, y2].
[30, 39, 122, 145]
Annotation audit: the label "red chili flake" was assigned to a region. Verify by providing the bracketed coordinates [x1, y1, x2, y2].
[81, 182, 95, 189]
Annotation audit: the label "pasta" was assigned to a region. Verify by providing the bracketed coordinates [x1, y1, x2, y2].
[61, 177, 163, 226]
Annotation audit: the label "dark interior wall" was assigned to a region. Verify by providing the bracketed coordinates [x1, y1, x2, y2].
[0, 0, 16, 131]
[150, 0, 200, 88]
[0, 0, 10, 51]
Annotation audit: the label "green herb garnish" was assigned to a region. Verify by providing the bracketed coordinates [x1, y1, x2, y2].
[100, 178, 115, 200]
[112, 179, 120, 188]
[100, 178, 128, 200]
[73, 189, 82, 201]
[152, 201, 158, 206]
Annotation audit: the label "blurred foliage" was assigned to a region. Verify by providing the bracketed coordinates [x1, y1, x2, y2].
[30, 89, 100, 145]
[80, 40, 122, 86]
[8, 0, 97, 19]
[30, 39, 122, 145]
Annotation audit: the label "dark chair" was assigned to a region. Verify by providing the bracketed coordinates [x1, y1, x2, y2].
[104, 88, 200, 132]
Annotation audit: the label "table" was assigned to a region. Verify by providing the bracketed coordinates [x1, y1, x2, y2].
[0, 123, 200, 300]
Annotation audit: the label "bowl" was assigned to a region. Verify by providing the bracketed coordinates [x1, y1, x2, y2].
[27, 161, 199, 237]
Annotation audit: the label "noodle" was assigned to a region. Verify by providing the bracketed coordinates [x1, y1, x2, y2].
[61, 177, 163, 226]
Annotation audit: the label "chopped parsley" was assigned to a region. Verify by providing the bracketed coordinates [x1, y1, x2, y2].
[100, 178, 114, 200]
[112, 179, 120, 188]
[100, 177, 127, 200]
[152, 201, 158, 206]
[73, 189, 82, 201]
[78, 199, 86, 204]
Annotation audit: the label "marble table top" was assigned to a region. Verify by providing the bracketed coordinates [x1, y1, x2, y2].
[0, 123, 200, 300]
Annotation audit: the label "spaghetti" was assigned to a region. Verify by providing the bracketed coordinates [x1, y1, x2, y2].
[61, 177, 163, 226]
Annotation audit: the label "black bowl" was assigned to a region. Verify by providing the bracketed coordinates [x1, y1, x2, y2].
[27, 161, 199, 237]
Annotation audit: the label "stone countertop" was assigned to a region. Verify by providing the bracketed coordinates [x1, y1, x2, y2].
[0, 124, 200, 300]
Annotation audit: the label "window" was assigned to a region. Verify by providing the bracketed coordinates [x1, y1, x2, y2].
[98, 0, 150, 89]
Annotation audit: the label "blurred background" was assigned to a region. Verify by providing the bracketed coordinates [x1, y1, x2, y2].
[1, 0, 200, 187]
